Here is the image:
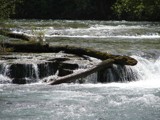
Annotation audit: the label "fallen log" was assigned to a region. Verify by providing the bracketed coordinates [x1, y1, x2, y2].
[0, 29, 31, 41]
[49, 59, 114, 85]
[2, 43, 138, 66]
[48, 45, 137, 66]
[1, 42, 138, 85]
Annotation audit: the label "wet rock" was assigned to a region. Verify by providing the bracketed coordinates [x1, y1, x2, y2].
[58, 69, 73, 77]
[98, 65, 138, 83]
[1, 56, 18, 60]
[12, 78, 27, 84]
[59, 63, 78, 70]
[48, 58, 70, 62]
[6, 61, 59, 81]
[1, 42, 138, 85]
[38, 62, 58, 79]
[8, 64, 37, 79]
[12, 78, 36, 84]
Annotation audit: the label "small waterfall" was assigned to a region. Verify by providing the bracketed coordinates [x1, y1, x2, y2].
[1, 55, 159, 84]
[84, 55, 160, 84]
[97, 64, 138, 83]
[0, 63, 12, 84]
[32, 64, 39, 80]
[0, 63, 11, 76]
[0, 63, 40, 84]
[131, 56, 160, 81]
[0, 61, 58, 84]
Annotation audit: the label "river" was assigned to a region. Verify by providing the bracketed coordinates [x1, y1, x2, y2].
[0, 20, 160, 120]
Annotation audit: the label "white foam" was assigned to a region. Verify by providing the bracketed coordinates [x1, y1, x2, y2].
[0, 74, 12, 84]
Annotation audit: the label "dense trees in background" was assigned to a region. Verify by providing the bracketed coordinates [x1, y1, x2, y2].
[13, 0, 117, 20]
[0, 0, 22, 19]
[112, 0, 160, 21]
[1, 0, 160, 21]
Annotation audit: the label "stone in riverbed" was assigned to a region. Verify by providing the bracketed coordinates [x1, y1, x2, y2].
[38, 62, 58, 79]
[59, 63, 79, 70]
[8, 64, 37, 79]
[58, 69, 73, 77]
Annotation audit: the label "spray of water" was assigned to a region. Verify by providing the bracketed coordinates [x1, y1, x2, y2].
[32, 63, 39, 80]
[0, 63, 12, 84]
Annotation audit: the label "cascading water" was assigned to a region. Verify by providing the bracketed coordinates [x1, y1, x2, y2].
[132, 56, 160, 81]
[0, 20, 160, 120]
[97, 65, 138, 83]
[125, 56, 160, 88]
[0, 63, 12, 84]
[0, 63, 10, 76]
[31, 64, 39, 80]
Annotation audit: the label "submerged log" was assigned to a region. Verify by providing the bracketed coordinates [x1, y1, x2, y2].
[0, 29, 31, 41]
[49, 59, 114, 85]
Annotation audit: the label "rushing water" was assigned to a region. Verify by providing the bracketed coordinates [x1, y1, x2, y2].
[0, 20, 160, 120]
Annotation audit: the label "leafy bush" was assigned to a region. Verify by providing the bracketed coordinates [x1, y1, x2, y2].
[112, 0, 160, 21]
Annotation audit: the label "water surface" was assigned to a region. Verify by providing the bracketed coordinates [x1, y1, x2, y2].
[0, 20, 160, 120]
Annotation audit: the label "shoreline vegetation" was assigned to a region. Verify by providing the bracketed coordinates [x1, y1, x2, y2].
[0, 0, 160, 21]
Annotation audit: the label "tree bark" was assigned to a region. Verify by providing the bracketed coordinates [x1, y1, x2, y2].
[49, 59, 114, 85]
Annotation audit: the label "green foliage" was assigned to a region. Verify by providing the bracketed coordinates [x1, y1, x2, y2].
[1, 0, 160, 21]
[0, 0, 22, 19]
[112, 0, 160, 21]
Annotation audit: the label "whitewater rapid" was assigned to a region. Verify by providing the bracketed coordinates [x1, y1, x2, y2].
[1, 20, 160, 120]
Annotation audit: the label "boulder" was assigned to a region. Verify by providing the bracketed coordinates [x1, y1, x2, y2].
[58, 69, 73, 77]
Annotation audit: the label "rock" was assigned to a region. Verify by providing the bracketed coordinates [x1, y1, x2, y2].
[58, 69, 73, 77]
[5, 61, 59, 80]
[98, 65, 138, 83]
[48, 58, 69, 62]
[12, 78, 27, 84]
[38, 62, 58, 79]
[12, 78, 37, 84]
[8, 64, 37, 79]
[59, 63, 79, 70]
[1, 42, 138, 85]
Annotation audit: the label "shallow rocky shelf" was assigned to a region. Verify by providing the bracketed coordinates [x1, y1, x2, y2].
[0, 42, 138, 85]
[0, 52, 101, 84]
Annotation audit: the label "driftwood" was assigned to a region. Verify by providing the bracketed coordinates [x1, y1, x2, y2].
[49, 59, 114, 85]
[0, 29, 31, 41]
[2, 43, 138, 66]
